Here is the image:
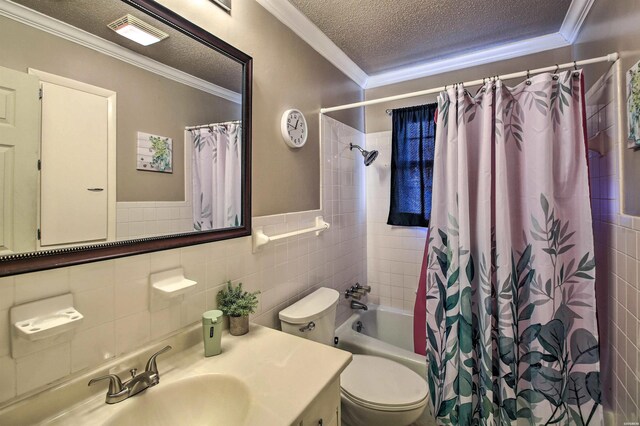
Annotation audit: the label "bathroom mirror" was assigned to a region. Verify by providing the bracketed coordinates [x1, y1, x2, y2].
[0, 0, 252, 276]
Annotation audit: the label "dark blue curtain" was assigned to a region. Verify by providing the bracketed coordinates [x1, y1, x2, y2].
[388, 103, 437, 227]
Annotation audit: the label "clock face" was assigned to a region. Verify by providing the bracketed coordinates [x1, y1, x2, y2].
[281, 109, 308, 148]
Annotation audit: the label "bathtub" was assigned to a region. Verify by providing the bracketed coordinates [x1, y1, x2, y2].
[334, 304, 427, 378]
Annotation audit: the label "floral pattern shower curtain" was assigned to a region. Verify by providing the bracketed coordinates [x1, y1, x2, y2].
[425, 70, 602, 425]
[191, 122, 242, 230]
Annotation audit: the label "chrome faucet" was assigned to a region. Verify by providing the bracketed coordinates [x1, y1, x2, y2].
[350, 300, 368, 311]
[354, 283, 371, 294]
[88, 345, 172, 404]
[344, 283, 371, 300]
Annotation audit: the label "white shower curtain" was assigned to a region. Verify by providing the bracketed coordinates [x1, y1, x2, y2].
[425, 70, 602, 425]
[190, 122, 242, 230]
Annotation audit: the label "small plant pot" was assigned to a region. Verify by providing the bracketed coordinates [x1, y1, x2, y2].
[229, 315, 249, 336]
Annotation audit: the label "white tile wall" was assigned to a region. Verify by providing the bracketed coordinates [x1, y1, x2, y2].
[0, 115, 365, 406]
[586, 66, 640, 422]
[116, 201, 193, 240]
[365, 131, 427, 311]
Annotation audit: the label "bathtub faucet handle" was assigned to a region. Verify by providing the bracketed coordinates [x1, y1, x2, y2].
[344, 286, 362, 300]
[354, 283, 371, 294]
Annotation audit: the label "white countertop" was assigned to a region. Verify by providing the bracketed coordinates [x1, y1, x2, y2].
[0, 325, 352, 426]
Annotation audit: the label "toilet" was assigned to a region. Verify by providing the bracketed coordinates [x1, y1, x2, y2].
[279, 287, 428, 426]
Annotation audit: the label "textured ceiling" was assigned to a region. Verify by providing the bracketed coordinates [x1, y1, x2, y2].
[12, 0, 243, 92]
[288, 0, 572, 75]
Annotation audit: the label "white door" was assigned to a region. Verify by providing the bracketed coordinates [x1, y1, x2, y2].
[0, 66, 40, 255]
[40, 81, 109, 246]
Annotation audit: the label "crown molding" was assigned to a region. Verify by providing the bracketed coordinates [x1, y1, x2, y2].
[365, 33, 570, 89]
[255, 0, 368, 87]
[259, 0, 595, 90]
[560, 0, 596, 43]
[0, 0, 242, 104]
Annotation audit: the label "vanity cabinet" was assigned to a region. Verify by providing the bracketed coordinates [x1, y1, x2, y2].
[296, 378, 341, 426]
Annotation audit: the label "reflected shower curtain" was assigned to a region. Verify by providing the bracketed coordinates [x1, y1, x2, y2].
[425, 71, 602, 425]
[191, 122, 242, 230]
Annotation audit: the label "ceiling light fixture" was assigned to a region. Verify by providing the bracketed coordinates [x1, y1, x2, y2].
[107, 14, 169, 46]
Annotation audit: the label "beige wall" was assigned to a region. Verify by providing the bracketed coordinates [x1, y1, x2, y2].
[572, 0, 640, 216]
[364, 47, 574, 133]
[153, 0, 364, 216]
[0, 15, 241, 202]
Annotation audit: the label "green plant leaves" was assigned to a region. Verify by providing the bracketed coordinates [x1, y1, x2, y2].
[448, 268, 460, 288]
[518, 304, 535, 321]
[466, 257, 475, 283]
[446, 293, 459, 310]
[521, 350, 556, 364]
[216, 281, 260, 317]
[570, 328, 599, 365]
[458, 403, 473, 426]
[532, 366, 563, 407]
[460, 286, 473, 325]
[499, 336, 515, 364]
[541, 194, 550, 217]
[518, 389, 545, 403]
[425, 213, 601, 425]
[502, 398, 517, 420]
[517, 244, 532, 276]
[586, 372, 601, 404]
[520, 324, 541, 345]
[427, 326, 439, 353]
[437, 397, 457, 417]
[538, 319, 565, 360]
[568, 371, 591, 406]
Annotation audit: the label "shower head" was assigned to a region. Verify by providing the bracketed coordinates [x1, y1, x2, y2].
[350, 143, 379, 166]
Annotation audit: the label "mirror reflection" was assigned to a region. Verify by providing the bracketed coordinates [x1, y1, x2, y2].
[0, 0, 245, 257]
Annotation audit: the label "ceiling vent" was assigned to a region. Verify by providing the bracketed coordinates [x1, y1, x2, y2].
[107, 14, 169, 46]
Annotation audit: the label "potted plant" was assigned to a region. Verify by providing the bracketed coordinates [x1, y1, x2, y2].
[216, 281, 260, 336]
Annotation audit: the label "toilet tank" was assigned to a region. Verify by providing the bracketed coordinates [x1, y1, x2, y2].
[279, 287, 339, 345]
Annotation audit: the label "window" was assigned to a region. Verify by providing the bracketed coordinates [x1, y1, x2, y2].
[388, 103, 437, 227]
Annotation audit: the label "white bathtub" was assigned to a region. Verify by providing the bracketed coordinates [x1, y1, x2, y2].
[334, 304, 427, 378]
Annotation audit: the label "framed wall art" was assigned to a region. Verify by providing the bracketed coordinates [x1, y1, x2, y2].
[137, 132, 173, 173]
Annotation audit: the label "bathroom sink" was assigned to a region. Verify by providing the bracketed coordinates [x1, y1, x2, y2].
[105, 374, 252, 426]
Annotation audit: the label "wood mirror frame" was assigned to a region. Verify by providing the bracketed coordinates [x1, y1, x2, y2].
[0, 0, 252, 277]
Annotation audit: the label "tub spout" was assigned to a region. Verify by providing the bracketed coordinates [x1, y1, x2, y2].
[350, 301, 368, 311]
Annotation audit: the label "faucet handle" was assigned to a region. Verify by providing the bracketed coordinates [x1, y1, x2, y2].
[88, 374, 125, 395]
[145, 345, 172, 376]
[344, 286, 362, 300]
[354, 283, 371, 293]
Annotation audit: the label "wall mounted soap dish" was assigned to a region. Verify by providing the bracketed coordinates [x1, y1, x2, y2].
[150, 267, 197, 298]
[10, 293, 83, 342]
[15, 308, 83, 341]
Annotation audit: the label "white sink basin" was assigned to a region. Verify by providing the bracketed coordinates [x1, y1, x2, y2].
[105, 374, 252, 426]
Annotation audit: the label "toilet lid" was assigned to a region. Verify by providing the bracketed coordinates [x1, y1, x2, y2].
[340, 355, 428, 411]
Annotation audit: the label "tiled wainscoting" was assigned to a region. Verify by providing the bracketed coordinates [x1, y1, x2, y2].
[116, 201, 194, 241]
[365, 131, 427, 311]
[586, 65, 640, 422]
[0, 115, 366, 406]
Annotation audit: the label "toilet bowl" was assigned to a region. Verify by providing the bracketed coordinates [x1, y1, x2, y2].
[279, 288, 428, 426]
[340, 355, 428, 426]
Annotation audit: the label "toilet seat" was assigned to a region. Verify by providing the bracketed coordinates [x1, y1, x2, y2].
[340, 355, 428, 412]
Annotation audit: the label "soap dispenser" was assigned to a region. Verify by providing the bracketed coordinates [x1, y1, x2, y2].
[202, 310, 223, 357]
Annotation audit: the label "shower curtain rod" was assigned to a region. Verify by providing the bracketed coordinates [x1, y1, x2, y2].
[320, 52, 619, 114]
[185, 120, 241, 131]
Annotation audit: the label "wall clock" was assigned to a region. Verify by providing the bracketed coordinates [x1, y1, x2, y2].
[281, 109, 308, 148]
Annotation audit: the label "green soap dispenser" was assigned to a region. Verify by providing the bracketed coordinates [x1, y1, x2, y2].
[202, 310, 223, 357]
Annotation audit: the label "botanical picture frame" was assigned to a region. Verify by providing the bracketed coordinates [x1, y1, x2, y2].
[137, 132, 173, 173]
[627, 59, 640, 148]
